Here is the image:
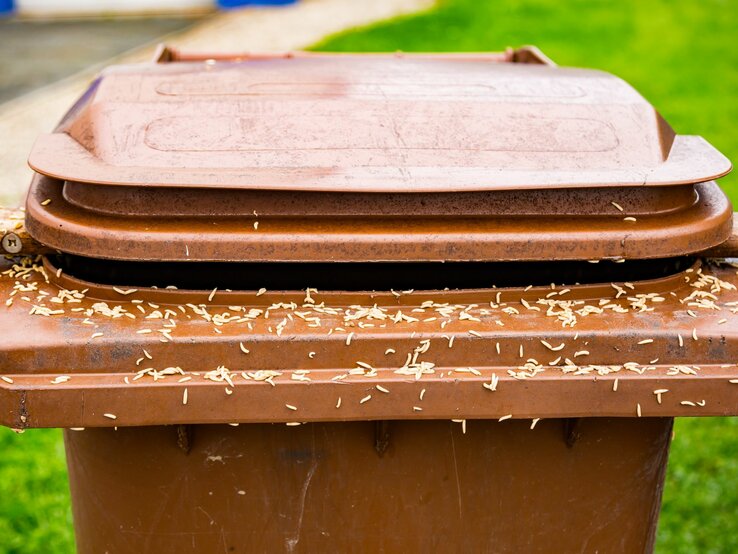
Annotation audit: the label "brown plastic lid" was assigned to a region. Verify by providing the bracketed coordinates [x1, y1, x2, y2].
[28, 52, 731, 192]
[23, 49, 734, 262]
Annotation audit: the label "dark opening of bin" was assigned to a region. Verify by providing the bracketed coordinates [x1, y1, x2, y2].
[55, 254, 696, 291]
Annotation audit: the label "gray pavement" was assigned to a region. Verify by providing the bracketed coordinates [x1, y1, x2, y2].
[0, 17, 200, 103]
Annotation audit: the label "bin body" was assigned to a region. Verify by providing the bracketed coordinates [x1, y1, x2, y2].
[4, 49, 737, 554]
[65, 417, 672, 553]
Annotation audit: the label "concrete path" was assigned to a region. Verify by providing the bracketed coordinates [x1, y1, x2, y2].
[0, 0, 433, 206]
[0, 17, 199, 103]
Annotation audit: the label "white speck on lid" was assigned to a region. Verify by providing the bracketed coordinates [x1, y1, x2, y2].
[113, 287, 138, 296]
[541, 340, 564, 351]
[450, 419, 467, 434]
[483, 373, 499, 392]
[103, 413, 117, 420]
[653, 389, 669, 405]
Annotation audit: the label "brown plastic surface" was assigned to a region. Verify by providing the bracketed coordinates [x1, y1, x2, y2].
[2, 257, 737, 428]
[28, 54, 731, 192]
[24, 175, 733, 262]
[153, 45, 556, 66]
[23, 50, 734, 262]
[64, 418, 671, 554]
[63, 180, 699, 218]
[10, 206, 738, 260]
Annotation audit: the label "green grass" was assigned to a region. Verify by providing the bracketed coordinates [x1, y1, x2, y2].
[1, 1, 737, 552]
[659, 418, 738, 553]
[313, 0, 738, 201]
[0, 429, 74, 553]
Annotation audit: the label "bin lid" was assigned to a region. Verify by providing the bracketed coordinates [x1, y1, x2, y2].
[23, 51, 734, 262]
[28, 53, 731, 192]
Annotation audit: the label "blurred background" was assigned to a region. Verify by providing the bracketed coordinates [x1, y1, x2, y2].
[1, 0, 737, 552]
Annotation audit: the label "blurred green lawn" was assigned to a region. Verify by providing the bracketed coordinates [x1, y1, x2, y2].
[1, 1, 737, 552]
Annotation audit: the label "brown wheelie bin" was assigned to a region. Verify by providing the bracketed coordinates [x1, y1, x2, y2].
[1, 46, 737, 553]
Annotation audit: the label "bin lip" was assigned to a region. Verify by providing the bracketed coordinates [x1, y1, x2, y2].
[2, 255, 738, 428]
[27, 52, 731, 193]
[2, 367, 737, 429]
[23, 176, 735, 262]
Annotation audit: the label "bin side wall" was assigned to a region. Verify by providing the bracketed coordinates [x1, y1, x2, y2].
[64, 417, 672, 554]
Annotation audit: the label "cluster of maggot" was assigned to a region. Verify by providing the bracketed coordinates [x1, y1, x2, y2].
[2, 256, 738, 426]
